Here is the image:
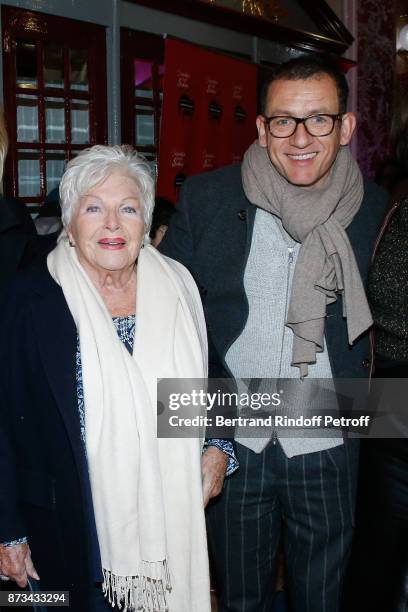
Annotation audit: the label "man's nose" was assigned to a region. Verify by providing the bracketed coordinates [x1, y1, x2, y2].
[289, 122, 314, 148]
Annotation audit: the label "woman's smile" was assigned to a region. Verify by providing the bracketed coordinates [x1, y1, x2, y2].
[97, 237, 127, 249]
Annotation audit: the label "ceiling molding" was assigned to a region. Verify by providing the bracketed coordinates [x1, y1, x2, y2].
[125, 0, 353, 56]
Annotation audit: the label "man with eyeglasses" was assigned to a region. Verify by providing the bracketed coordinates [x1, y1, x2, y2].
[160, 56, 387, 611]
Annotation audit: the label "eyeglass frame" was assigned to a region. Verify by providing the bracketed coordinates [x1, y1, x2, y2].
[262, 113, 345, 138]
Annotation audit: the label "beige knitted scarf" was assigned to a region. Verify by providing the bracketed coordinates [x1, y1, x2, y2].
[241, 141, 373, 377]
[47, 240, 210, 611]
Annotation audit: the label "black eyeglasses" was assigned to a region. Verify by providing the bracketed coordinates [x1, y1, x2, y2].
[263, 113, 344, 138]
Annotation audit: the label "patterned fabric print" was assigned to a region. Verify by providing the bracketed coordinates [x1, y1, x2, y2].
[204, 439, 238, 476]
[2, 537, 28, 547]
[111, 315, 136, 354]
[76, 342, 86, 444]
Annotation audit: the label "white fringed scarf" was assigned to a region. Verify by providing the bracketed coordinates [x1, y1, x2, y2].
[47, 239, 210, 612]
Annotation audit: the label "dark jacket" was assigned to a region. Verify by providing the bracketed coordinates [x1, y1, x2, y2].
[0, 266, 94, 611]
[0, 197, 55, 288]
[160, 164, 388, 378]
[368, 195, 408, 367]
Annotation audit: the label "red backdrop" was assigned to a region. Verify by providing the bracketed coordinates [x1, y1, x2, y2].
[157, 38, 257, 201]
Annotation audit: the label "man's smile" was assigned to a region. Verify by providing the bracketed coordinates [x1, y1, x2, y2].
[286, 152, 318, 161]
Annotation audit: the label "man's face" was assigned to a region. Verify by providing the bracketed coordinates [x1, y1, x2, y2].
[256, 74, 356, 189]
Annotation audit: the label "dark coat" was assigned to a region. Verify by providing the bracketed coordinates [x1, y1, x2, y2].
[160, 164, 388, 378]
[0, 197, 55, 288]
[0, 266, 94, 611]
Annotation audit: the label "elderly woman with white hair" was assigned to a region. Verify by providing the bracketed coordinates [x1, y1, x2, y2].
[0, 145, 222, 611]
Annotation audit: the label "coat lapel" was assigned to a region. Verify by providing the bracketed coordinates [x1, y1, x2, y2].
[31, 275, 84, 470]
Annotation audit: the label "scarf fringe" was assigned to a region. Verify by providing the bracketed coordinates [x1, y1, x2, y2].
[102, 561, 171, 611]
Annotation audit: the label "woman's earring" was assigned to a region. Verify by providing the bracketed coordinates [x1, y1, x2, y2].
[68, 236, 75, 247]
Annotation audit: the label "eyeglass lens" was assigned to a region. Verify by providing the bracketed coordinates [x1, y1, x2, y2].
[268, 115, 336, 137]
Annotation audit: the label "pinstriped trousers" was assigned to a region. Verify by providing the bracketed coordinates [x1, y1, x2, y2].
[207, 440, 358, 612]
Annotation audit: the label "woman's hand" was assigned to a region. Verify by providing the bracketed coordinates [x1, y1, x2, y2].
[0, 543, 40, 587]
[201, 447, 228, 508]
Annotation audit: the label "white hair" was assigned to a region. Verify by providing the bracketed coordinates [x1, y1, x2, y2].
[59, 145, 155, 231]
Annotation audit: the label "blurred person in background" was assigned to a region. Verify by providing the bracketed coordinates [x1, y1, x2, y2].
[344, 92, 408, 612]
[0, 108, 54, 291]
[34, 187, 62, 236]
[149, 197, 176, 248]
[375, 83, 408, 203]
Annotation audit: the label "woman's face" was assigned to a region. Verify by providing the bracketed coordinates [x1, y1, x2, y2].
[68, 172, 145, 277]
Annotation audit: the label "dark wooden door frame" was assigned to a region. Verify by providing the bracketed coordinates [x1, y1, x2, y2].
[120, 28, 164, 156]
[2, 5, 107, 205]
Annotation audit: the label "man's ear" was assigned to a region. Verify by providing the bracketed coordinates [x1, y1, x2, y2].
[256, 115, 268, 148]
[340, 112, 356, 145]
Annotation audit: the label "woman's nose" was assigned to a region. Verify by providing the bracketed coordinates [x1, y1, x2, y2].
[104, 210, 120, 230]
